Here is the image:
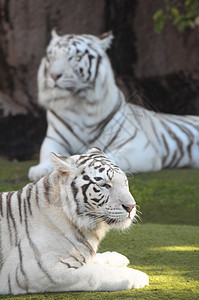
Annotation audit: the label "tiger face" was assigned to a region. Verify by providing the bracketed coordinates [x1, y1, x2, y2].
[51, 148, 136, 231]
[42, 30, 113, 93]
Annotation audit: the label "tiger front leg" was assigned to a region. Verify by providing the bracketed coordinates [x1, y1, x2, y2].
[28, 137, 68, 181]
[48, 263, 149, 292]
[94, 251, 130, 267]
[28, 162, 54, 181]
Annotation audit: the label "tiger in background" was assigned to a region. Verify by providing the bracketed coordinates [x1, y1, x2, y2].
[28, 30, 199, 181]
[0, 147, 149, 294]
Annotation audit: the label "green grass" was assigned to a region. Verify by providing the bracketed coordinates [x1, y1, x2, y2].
[0, 160, 199, 300]
[129, 169, 199, 226]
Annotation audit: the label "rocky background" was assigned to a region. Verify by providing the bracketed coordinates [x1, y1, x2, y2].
[0, 0, 199, 160]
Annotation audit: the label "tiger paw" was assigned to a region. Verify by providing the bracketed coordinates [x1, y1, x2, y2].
[129, 269, 149, 289]
[94, 251, 130, 267]
[28, 163, 54, 181]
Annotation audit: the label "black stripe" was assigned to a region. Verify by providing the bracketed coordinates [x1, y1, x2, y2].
[91, 195, 104, 203]
[8, 192, 18, 246]
[48, 123, 71, 149]
[97, 200, 106, 207]
[78, 157, 92, 166]
[77, 49, 88, 62]
[94, 177, 103, 181]
[35, 184, 40, 208]
[17, 243, 29, 291]
[87, 153, 105, 158]
[49, 109, 89, 147]
[107, 168, 114, 180]
[75, 229, 94, 255]
[103, 121, 124, 152]
[114, 128, 138, 150]
[150, 119, 161, 144]
[71, 179, 80, 214]
[0, 193, 3, 217]
[163, 117, 194, 160]
[167, 150, 178, 168]
[23, 199, 55, 284]
[93, 55, 101, 82]
[71, 255, 84, 266]
[43, 176, 51, 204]
[161, 134, 170, 167]
[0, 223, 3, 272]
[144, 140, 151, 150]
[8, 274, 12, 294]
[88, 92, 123, 142]
[17, 189, 23, 223]
[60, 260, 78, 269]
[94, 164, 101, 169]
[93, 187, 100, 192]
[46, 135, 73, 155]
[26, 185, 33, 216]
[6, 192, 16, 246]
[16, 266, 24, 291]
[83, 175, 91, 181]
[85, 52, 93, 79]
[81, 183, 90, 204]
[161, 120, 184, 167]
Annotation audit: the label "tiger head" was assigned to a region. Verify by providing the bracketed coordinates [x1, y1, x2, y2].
[38, 30, 116, 107]
[51, 147, 136, 232]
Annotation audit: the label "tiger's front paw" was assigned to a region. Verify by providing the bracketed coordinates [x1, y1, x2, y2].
[28, 163, 54, 181]
[95, 251, 129, 267]
[129, 269, 149, 289]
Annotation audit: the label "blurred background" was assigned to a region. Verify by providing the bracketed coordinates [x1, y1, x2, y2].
[0, 0, 199, 160]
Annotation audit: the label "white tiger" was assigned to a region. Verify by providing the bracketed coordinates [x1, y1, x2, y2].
[0, 147, 149, 294]
[29, 30, 199, 181]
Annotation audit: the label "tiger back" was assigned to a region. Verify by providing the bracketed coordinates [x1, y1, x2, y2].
[0, 147, 149, 294]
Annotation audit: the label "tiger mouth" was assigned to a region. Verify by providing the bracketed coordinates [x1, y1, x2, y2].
[103, 214, 132, 225]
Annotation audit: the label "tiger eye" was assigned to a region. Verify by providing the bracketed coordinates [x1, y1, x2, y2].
[101, 183, 111, 189]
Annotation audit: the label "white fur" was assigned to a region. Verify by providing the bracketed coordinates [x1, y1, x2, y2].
[29, 31, 199, 181]
[0, 148, 149, 294]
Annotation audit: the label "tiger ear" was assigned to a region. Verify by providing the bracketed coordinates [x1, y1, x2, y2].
[86, 147, 105, 155]
[50, 152, 71, 175]
[98, 31, 114, 51]
[51, 28, 59, 39]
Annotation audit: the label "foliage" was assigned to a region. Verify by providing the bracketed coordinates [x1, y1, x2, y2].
[153, 0, 199, 33]
[0, 159, 199, 299]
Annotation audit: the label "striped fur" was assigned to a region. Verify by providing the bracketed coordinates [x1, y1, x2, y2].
[0, 148, 148, 294]
[29, 30, 199, 181]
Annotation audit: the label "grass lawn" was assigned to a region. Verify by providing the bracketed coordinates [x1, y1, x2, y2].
[0, 159, 199, 300]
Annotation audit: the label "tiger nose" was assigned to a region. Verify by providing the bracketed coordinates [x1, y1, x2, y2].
[122, 204, 136, 213]
[50, 73, 62, 81]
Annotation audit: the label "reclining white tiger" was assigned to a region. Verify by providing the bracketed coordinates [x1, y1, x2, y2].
[29, 30, 199, 181]
[0, 147, 149, 294]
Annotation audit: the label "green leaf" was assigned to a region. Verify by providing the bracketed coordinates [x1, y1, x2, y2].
[154, 19, 166, 33]
[171, 7, 180, 17]
[173, 14, 184, 25]
[164, 0, 171, 11]
[177, 20, 189, 31]
[153, 9, 163, 21]
[185, 0, 192, 8]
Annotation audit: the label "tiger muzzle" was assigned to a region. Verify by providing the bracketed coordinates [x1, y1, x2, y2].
[122, 204, 136, 213]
